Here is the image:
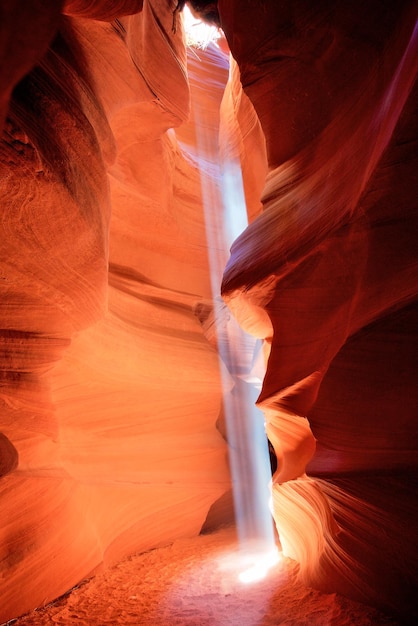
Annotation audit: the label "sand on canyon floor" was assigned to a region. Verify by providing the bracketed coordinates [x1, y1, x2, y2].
[8, 527, 398, 626]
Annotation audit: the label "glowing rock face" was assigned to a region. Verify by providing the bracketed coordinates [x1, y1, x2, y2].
[220, 0, 418, 622]
[0, 3, 231, 622]
[0, 1, 417, 624]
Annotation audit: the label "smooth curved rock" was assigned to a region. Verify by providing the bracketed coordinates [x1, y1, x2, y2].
[220, 0, 418, 621]
[0, 0, 64, 130]
[0, 432, 18, 477]
[1, 0, 417, 623]
[0, 2, 231, 622]
[63, 0, 144, 20]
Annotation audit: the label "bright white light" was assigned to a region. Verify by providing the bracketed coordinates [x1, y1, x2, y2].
[217, 544, 281, 587]
[268, 494, 274, 515]
[238, 548, 281, 584]
[190, 37, 278, 585]
[183, 6, 221, 49]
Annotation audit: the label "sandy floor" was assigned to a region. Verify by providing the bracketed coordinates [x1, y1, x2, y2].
[9, 527, 398, 626]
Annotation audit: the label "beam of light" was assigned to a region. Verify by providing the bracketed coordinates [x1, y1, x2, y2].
[184, 29, 279, 581]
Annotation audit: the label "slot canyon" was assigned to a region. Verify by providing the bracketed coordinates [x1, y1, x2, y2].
[0, 1, 417, 624]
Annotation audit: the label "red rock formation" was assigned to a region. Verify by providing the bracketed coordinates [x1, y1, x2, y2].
[0, 0, 417, 623]
[0, 2, 231, 621]
[220, 0, 418, 622]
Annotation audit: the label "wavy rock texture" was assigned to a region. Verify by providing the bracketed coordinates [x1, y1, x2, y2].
[220, 0, 418, 622]
[0, 0, 417, 624]
[0, 2, 232, 622]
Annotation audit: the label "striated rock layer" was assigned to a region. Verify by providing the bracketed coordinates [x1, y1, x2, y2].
[0, 2, 232, 622]
[1, 0, 417, 624]
[219, 0, 418, 622]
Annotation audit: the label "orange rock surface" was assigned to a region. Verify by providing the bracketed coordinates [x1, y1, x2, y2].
[1, 1, 417, 624]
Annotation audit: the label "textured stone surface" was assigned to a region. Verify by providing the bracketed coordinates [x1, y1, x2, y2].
[0, 2, 231, 622]
[0, 1, 417, 624]
[220, 1, 418, 622]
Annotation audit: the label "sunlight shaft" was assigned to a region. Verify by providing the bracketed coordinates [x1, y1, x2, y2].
[190, 66, 278, 576]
